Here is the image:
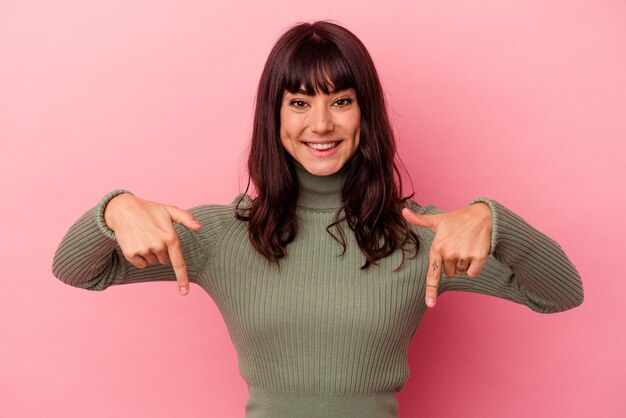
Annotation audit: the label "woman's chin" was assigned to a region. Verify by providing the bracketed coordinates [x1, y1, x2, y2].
[301, 160, 343, 176]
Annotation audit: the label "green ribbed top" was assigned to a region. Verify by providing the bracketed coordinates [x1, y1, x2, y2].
[51, 165, 584, 418]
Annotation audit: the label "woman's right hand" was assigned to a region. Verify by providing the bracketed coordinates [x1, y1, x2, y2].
[103, 194, 203, 296]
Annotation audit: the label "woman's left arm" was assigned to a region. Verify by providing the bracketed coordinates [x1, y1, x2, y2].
[403, 199, 584, 313]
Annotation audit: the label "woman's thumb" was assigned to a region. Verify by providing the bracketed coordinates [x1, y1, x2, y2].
[165, 205, 203, 230]
[402, 208, 437, 230]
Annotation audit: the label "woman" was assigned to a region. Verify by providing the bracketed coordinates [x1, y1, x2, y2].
[52, 21, 584, 418]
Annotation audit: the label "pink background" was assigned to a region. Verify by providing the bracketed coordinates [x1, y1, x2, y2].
[1, 1, 624, 417]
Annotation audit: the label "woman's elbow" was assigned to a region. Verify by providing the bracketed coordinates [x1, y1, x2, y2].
[532, 277, 585, 314]
[51, 261, 112, 292]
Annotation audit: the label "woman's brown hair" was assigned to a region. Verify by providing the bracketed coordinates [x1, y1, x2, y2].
[236, 21, 419, 269]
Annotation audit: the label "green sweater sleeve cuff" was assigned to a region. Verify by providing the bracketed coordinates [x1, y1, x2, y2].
[95, 189, 134, 240]
[468, 197, 498, 255]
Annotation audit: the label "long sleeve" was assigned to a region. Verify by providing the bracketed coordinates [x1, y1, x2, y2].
[412, 199, 584, 314]
[51, 189, 226, 291]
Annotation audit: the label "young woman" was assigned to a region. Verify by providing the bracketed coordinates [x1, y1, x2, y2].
[52, 21, 584, 418]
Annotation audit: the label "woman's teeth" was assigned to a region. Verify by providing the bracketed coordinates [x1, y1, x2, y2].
[306, 142, 338, 150]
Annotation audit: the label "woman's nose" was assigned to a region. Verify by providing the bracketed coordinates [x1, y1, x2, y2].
[310, 106, 334, 134]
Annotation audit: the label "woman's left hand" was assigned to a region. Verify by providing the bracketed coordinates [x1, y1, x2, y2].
[402, 203, 493, 308]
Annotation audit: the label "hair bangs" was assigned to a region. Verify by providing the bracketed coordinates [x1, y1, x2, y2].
[284, 39, 355, 95]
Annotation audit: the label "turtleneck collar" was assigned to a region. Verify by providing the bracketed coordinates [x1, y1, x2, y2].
[294, 161, 345, 211]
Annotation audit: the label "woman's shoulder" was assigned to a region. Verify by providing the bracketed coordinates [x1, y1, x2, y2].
[177, 194, 251, 247]
[188, 193, 254, 225]
[186, 194, 251, 221]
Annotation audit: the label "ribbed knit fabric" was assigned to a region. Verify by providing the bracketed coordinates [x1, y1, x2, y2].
[52, 164, 584, 418]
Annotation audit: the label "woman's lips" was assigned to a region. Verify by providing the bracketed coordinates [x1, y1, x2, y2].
[305, 141, 339, 150]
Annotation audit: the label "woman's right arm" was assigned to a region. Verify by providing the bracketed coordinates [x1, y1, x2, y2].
[51, 189, 223, 295]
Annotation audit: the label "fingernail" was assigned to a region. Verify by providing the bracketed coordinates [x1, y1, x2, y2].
[427, 297, 435, 307]
[180, 287, 188, 295]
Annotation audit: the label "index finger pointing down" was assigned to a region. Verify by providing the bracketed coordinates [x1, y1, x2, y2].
[426, 252, 442, 308]
[167, 236, 189, 295]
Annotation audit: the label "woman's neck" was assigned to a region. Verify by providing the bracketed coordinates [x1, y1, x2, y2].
[294, 162, 345, 211]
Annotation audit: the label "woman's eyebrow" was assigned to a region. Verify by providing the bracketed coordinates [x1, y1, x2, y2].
[283, 88, 311, 96]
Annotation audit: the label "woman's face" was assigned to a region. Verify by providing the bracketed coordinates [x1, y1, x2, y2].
[279, 87, 360, 176]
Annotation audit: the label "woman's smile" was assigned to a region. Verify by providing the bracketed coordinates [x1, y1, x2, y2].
[304, 140, 340, 150]
[303, 140, 342, 158]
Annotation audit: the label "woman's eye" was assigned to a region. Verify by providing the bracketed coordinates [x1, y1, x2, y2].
[334, 98, 353, 107]
[290, 100, 308, 108]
